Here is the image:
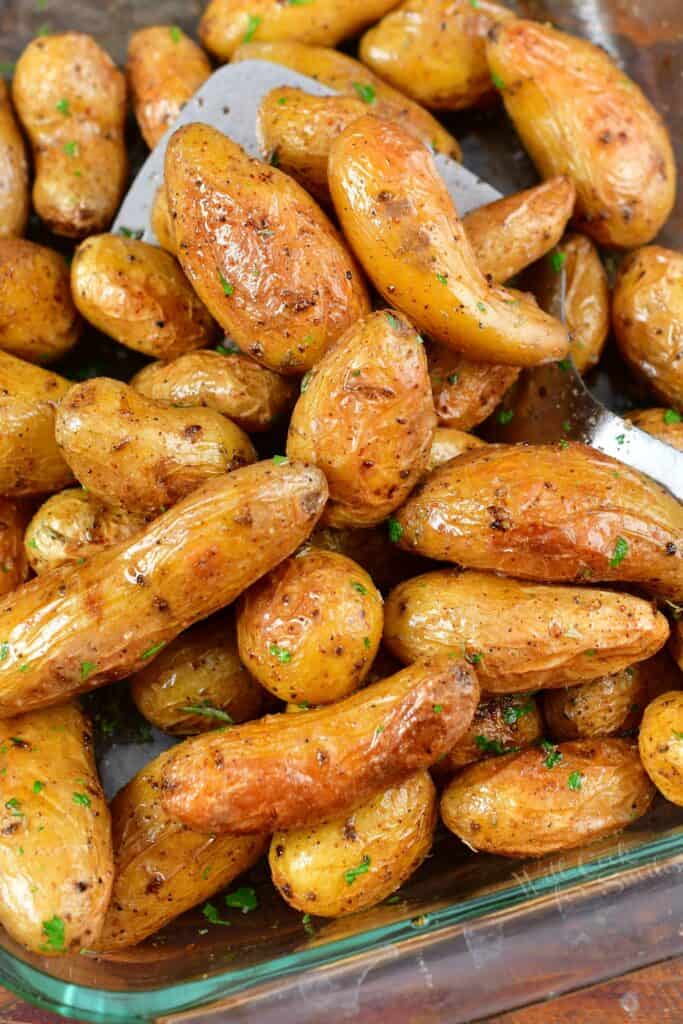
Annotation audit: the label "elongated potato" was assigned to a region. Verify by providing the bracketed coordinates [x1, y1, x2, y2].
[427, 428, 486, 472]
[329, 116, 568, 367]
[71, 235, 218, 360]
[55, 378, 256, 515]
[161, 657, 479, 834]
[270, 771, 436, 917]
[307, 525, 432, 594]
[428, 344, 519, 431]
[0, 500, 30, 597]
[486, 20, 676, 248]
[0, 704, 113, 954]
[131, 348, 297, 433]
[639, 691, 683, 805]
[434, 694, 544, 775]
[12, 33, 127, 238]
[287, 310, 435, 527]
[384, 570, 669, 693]
[97, 746, 268, 950]
[0, 80, 29, 239]
[0, 352, 74, 497]
[613, 247, 683, 409]
[395, 443, 683, 600]
[165, 122, 370, 375]
[441, 739, 655, 857]
[151, 186, 176, 254]
[234, 41, 461, 160]
[127, 26, 212, 149]
[627, 408, 683, 451]
[0, 460, 327, 717]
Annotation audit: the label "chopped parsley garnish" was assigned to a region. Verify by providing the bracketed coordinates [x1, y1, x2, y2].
[41, 916, 66, 953]
[447, 373, 459, 386]
[385, 313, 400, 330]
[502, 701, 534, 726]
[5, 797, 22, 816]
[203, 902, 231, 926]
[558, 438, 569, 449]
[568, 770, 583, 791]
[269, 643, 292, 663]
[72, 792, 91, 808]
[181, 704, 234, 723]
[218, 270, 234, 296]
[475, 735, 510, 756]
[672, 730, 683, 741]
[387, 516, 403, 543]
[363, 636, 371, 649]
[465, 651, 483, 666]
[663, 409, 682, 425]
[56, 98, 71, 116]
[243, 13, 262, 42]
[27, 537, 38, 550]
[169, 25, 182, 43]
[141, 641, 165, 660]
[302, 912, 315, 935]
[352, 82, 376, 104]
[476, 301, 487, 314]
[277, 96, 288, 105]
[272, 454, 289, 465]
[557, 358, 572, 371]
[216, 340, 239, 355]
[615, 433, 625, 445]
[225, 886, 258, 913]
[63, 140, 79, 157]
[436, 272, 448, 285]
[497, 409, 514, 425]
[300, 371, 313, 393]
[0, 642, 9, 662]
[288, 0, 314, 4]
[433, 704, 443, 714]
[33, 780, 45, 794]
[491, 71, 505, 90]
[118, 226, 143, 239]
[344, 855, 370, 885]
[550, 249, 567, 273]
[351, 581, 368, 595]
[609, 536, 629, 568]
[80, 660, 96, 682]
[540, 740, 563, 769]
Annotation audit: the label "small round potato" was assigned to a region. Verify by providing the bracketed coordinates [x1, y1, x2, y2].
[639, 691, 683, 805]
[0, 240, 81, 364]
[71, 234, 218, 360]
[55, 377, 257, 516]
[0, 499, 30, 596]
[627, 408, 683, 451]
[428, 343, 520, 431]
[427, 428, 486, 473]
[434, 694, 543, 775]
[270, 771, 436, 917]
[237, 548, 383, 704]
[151, 186, 176, 253]
[0, 80, 29, 239]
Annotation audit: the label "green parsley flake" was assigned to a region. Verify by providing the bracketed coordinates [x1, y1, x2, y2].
[300, 371, 313, 393]
[497, 408, 514, 425]
[436, 272, 448, 285]
[141, 641, 165, 660]
[558, 438, 569, 449]
[169, 25, 182, 43]
[63, 140, 79, 157]
[363, 636, 371, 649]
[216, 340, 239, 355]
[27, 537, 38, 550]
[243, 13, 262, 42]
[491, 71, 505, 90]
[540, 740, 562, 769]
[56, 98, 71, 116]
[465, 651, 483, 666]
[180, 704, 234, 723]
[387, 516, 403, 543]
[433, 704, 443, 714]
[663, 409, 682, 425]
[568, 770, 583, 791]
[277, 96, 288, 105]
[344, 855, 371, 885]
[447, 373, 459, 386]
[0, 642, 8, 662]
[609, 536, 629, 568]
[269, 643, 292, 663]
[80, 660, 96, 682]
[550, 249, 567, 273]
[225, 886, 258, 913]
[218, 270, 234, 296]
[557, 358, 572, 371]
[118, 226, 143, 239]
[203, 902, 231, 926]
[41, 916, 66, 953]
[5, 797, 22, 816]
[385, 312, 400, 329]
[73, 792, 91, 808]
[616, 433, 625, 445]
[476, 301, 487, 314]
[474, 735, 511, 756]
[502, 701, 533, 726]
[302, 912, 315, 935]
[352, 82, 376, 104]
[672, 730, 683, 741]
[351, 581, 368, 595]
[33, 780, 45, 794]
[272, 454, 289, 465]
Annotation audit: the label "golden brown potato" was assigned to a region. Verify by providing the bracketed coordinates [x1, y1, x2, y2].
[673, 620, 683, 674]
[127, 26, 212, 149]
[0, 352, 74, 497]
[441, 738, 655, 857]
[287, 310, 434, 527]
[234, 41, 461, 160]
[161, 657, 479, 834]
[329, 116, 568, 367]
[0, 240, 81, 364]
[486, 20, 676, 248]
[131, 348, 297, 433]
[0, 704, 113, 954]
[627, 408, 683, 451]
[0, 460, 327, 717]
[0, 499, 30, 596]
[165, 122, 370, 375]
[384, 570, 669, 693]
[428, 344, 519, 431]
[395, 443, 683, 600]
[270, 771, 436, 917]
[71, 234, 218, 361]
[307, 525, 432, 594]
[639, 691, 683, 805]
[236, 548, 383, 705]
[0, 80, 29, 239]
[613, 247, 683, 409]
[427, 428, 486, 472]
[97, 746, 268, 950]
[434, 694, 544, 775]
[151, 186, 176, 253]
[12, 33, 127, 238]
[55, 378, 256, 516]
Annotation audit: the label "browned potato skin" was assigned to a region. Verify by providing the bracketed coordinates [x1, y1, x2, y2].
[0, 352, 74, 497]
[0, 499, 30, 596]
[307, 526, 433, 594]
[97, 746, 268, 950]
[427, 428, 486, 472]
[0, 80, 29, 239]
[287, 310, 435, 527]
[0, 240, 81, 364]
[237, 548, 383, 705]
[639, 691, 683, 805]
[12, 33, 127, 238]
[233, 41, 461, 161]
[395, 443, 683, 600]
[627, 409, 683, 452]
[71, 234, 218, 361]
[613, 247, 683, 409]
[441, 739, 655, 857]
[434, 694, 544, 775]
[151, 186, 176, 253]
[127, 26, 212, 149]
[0, 460, 328, 717]
[428, 343, 519, 431]
[673, 621, 683, 674]
[165, 123, 370, 375]
[329, 116, 568, 367]
[55, 378, 256, 516]
[384, 570, 669, 693]
[131, 348, 297, 433]
[161, 657, 479, 834]
[270, 771, 436, 917]
[0, 704, 113, 954]
[486, 20, 676, 249]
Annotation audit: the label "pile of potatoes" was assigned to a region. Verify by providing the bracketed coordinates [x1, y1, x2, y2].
[0, 0, 681, 961]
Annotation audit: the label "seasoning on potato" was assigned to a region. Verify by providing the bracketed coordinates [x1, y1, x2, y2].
[12, 32, 127, 238]
[627, 408, 683, 451]
[639, 691, 683, 806]
[0, 79, 29, 239]
[428, 344, 520, 431]
[433, 694, 544, 776]
[0, 499, 30, 597]
[427, 428, 486, 472]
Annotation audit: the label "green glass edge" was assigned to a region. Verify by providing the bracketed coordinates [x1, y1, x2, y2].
[1, 829, 682, 1024]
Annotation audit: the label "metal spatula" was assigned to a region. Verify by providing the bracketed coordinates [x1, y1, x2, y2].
[113, 59, 683, 503]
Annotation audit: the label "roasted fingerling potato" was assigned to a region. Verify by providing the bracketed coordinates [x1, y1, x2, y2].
[626, 409, 683, 451]
[0, 499, 30, 597]
[0, 80, 29, 240]
[428, 344, 520, 431]
[433, 694, 544, 776]
[427, 428, 486, 472]
[639, 691, 683, 806]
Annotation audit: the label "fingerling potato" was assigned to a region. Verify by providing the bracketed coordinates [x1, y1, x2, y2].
[639, 691, 683, 805]
[270, 770, 436, 917]
[0, 500, 30, 596]
[627, 408, 683, 451]
[434, 694, 543, 775]
[151, 186, 176, 254]
[428, 344, 519, 431]
[0, 80, 29, 239]
[427, 428, 486, 472]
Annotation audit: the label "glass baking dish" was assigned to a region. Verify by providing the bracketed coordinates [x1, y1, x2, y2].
[1, 0, 682, 1020]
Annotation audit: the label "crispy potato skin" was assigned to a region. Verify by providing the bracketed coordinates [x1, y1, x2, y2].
[384, 570, 669, 693]
[287, 310, 435, 527]
[486, 20, 676, 248]
[71, 235, 218, 360]
[0, 499, 30, 596]
[627, 409, 683, 452]
[441, 739, 655, 857]
[56, 378, 256, 515]
[427, 428, 486, 472]
[270, 771, 436, 916]
[0, 352, 74, 497]
[161, 657, 479, 834]
[396, 443, 683, 600]
[0, 240, 81, 364]
[151, 186, 176, 253]
[613, 247, 683, 409]
[132, 349, 297, 433]
[0, 704, 113, 953]
[329, 116, 568, 367]
[12, 33, 127, 238]
[0, 80, 29, 239]
[0, 460, 327, 717]
[234, 41, 461, 160]
[165, 123, 370, 375]
[639, 691, 683, 805]
[434, 694, 544, 775]
[307, 526, 433, 595]
[428, 343, 519, 431]
[97, 747, 267, 950]
[127, 26, 211, 149]
[237, 548, 383, 704]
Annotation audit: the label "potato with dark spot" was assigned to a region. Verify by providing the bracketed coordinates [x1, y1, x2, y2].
[428, 344, 520, 431]
[627, 409, 683, 451]
[0, 80, 29, 239]
[639, 691, 683, 805]
[427, 428, 486, 473]
[0, 500, 30, 597]
[433, 694, 544, 776]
